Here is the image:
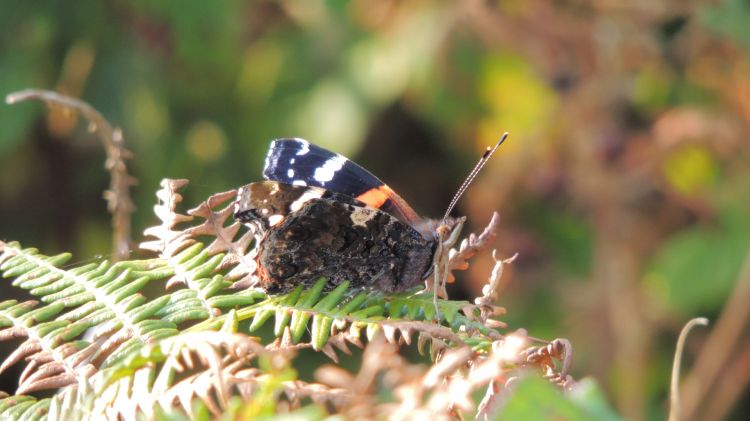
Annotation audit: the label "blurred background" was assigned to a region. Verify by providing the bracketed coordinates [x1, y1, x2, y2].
[1, 1, 749, 419]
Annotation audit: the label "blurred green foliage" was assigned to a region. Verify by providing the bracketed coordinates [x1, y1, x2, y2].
[1, 0, 749, 419]
[647, 206, 750, 315]
[497, 377, 622, 421]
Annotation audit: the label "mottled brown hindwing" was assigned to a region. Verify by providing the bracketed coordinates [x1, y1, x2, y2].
[257, 198, 435, 293]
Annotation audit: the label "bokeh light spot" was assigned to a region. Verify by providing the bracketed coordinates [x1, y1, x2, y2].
[662, 144, 717, 195]
[185, 120, 227, 163]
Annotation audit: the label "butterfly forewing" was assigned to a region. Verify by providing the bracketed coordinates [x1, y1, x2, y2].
[263, 138, 423, 227]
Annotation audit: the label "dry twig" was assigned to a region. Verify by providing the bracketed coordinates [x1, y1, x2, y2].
[669, 317, 709, 421]
[447, 212, 501, 281]
[475, 250, 518, 321]
[5, 89, 137, 261]
[681, 248, 750, 420]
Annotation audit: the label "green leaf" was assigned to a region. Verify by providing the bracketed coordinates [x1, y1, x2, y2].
[289, 309, 311, 343]
[17, 398, 51, 421]
[249, 309, 274, 333]
[1, 398, 36, 419]
[274, 285, 304, 336]
[298, 278, 327, 308]
[200, 274, 230, 298]
[22, 302, 64, 325]
[129, 295, 171, 323]
[221, 309, 238, 333]
[339, 292, 368, 314]
[162, 307, 211, 324]
[311, 314, 334, 351]
[206, 293, 254, 308]
[313, 280, 350, 311]
[645, 207, 750, 314]
[0, 395, 36, 412]
[496, 376, 621, 421]
[350, 304, 384, 319]
[700, 0, 750, 51]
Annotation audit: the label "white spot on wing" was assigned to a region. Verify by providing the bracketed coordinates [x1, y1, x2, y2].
[290, 190, 323, 212]
[292, 180, 307, 186]
[235, 187, 245, 213]
[314, 155, 346, 183]
[268, 214, 284, 226]
[296, 140, 310, 156]
[287, 169, 294, 178]
[290, 158, 295, 164]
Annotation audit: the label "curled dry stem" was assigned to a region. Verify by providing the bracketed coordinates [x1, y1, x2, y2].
[521, 338, 576, 390]
[475, 249, 518, 321]
[429, 212, 501, 320]
[669, 317, 709, 421]
[6, 89, 136, 261]
[447, 212, 501, 280]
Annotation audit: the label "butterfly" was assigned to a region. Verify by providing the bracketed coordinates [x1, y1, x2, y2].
[234, 135, 507, 293]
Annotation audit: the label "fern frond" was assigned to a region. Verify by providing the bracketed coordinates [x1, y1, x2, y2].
[0, 299, 90, 395]
[141, 179, 258, 289]
[135, 178, 504, 355]
[184, 189, 257, 285]
[0, 395, 51, 420]
[183, 276, 500, 362]
[6, 90, 137, 261]
[140, 178, 196, 258]
[0, 241, 183, 370]
[446, 212, 501, 283]
[0, 171, 524, 419]
[47, 332, 345, 419]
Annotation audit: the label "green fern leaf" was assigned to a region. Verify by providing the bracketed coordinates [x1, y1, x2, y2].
[289, 278, 327, 342]
[0, 396, 47, 419]
[273, 285, 304, 337]
[311, 314, 333, 351]
[220, 309, 238, 333]
[248, 308, 274, 332]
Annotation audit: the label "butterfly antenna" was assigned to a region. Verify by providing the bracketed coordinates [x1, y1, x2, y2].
[442, 132, 509, 222]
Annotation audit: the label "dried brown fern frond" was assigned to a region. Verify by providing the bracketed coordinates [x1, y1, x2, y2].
[51, 331, 346, 419]
[5, 89, 137, 261]
[314, 330, 557, 420]
[520, 338, 576, 390]
[184, 188, 257, 288]
[140, 179, 258, 290]
[447, 212, 501, 282]
[315, 336, 422, 419]
[140, 179, 195, 258]
[428, 212, 501, 320]
[315, 330, 575, 420]
[474, 249, 518, 323]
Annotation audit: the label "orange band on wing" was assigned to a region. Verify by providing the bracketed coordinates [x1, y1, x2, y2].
[356, 185, 423, 228]
[356, 186, 390, 209]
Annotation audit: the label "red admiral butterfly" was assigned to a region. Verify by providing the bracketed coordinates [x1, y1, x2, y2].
[234, 135, 507, 293]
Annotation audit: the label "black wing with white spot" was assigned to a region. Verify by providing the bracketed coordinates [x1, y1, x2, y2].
[262, 138, 424, 228]
[263, 138, 383, 196]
